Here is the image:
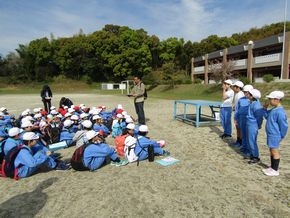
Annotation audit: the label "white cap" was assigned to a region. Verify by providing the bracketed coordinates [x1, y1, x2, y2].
[21, 110, 29, 117]
[50, 106, 56, 110]
[122, 111, 128, 116]
[70, 105, 75, 109]
[117, 104, 123, 109]
[57, 114, 63, 118]
[22, 132, 39, 140]
[266, 91, 285, 100]
[126, 123, 135, 130]
[91, 108, 102, 115]
[224, 79, 233, 86]
[50, 110, 58, 115]
[68, 108, 75, 113]
[80, 104, 85, 108]
[71, 115, 79, 120]
[80, 113, 88, 119]
[8, 127, 21, 137]
[233, 81, 244, 88]
[0, 107, 7, 112]
[47, 114, 53, 120]
[63, 119, 73, 127]
[116, 114, 123, 119]
[92, 115, 101, 120]
[64, 112, 72, 118]
[34, 113, 42, 119]
[243, 85, 254, 92]
[82, 120, 92, 128]
[125, 136, 137, 146]
[25, 116, 34, 121]
[21, 120, 33, 128]
[63, 106, 68, 109]
[39, 121, 47, 128]
[125, 117, 133, 123]
[249, 89, 261, 99]
[139, 125, 148, 132]
[33, 108, 41, 113]
[85, 130, 98, 141]
[101, 105, 106, 109]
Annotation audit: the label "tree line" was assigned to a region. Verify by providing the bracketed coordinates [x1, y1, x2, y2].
[0, 22, 289, 84]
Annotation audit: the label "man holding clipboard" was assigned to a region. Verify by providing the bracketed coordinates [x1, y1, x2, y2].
[128, 75, 146, 125]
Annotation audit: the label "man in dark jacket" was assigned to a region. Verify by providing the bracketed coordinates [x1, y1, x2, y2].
[40, 85, 52, 113]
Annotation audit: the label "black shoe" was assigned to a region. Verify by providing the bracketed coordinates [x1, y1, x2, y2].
[248, 157, 260, 164]
[221, 134, 232, 139]
[220, 134, 225, 138]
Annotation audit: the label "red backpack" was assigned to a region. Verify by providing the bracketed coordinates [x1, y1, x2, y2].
[114, 134, 129, 157]
[1, 145, 28, 180]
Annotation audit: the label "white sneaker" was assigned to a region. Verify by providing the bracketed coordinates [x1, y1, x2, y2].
[263, 168, 279, 176]
[262, 167, 272, 174]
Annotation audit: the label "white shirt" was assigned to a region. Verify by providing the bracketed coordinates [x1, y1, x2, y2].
[234, 91, 245, 107]
[221, 88, 234, 107]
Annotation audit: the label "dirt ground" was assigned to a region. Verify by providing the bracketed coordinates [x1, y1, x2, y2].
[0, 93, 290, 218]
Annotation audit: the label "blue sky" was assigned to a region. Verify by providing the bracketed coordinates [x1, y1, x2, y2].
[0, 0, 287, 56]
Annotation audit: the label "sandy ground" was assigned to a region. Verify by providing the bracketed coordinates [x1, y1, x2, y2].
[0, 93, 290, 218]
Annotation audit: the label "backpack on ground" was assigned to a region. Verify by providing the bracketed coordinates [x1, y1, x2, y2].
[70, 144, 89, 171]
[1, 145, 28, 180]
[114, 134, 129, 157]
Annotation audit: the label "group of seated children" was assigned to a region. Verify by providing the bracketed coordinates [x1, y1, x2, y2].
[220, 79, 288, 176]
[0, 103, 170, 179]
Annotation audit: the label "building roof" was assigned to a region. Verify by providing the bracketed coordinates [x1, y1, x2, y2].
[194, 32, 285, 63]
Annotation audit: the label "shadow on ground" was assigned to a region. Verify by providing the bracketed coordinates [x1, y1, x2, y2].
[0, 177, 58, 217]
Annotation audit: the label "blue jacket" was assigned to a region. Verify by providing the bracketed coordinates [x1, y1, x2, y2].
[4, 137, 22, 155]
[246, 100, 264, 128]
[265, 106, 288, 140]
[93, 124, 110, 135]
[234, 96, 251, 121]
[60, 128, 75, 146]
[14, 146, 55, 178]
[83, 142, 118, 171]
[111, 121, 126, 138]
[135, 135, 163, 161]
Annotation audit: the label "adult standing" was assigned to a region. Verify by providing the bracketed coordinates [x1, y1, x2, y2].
[40, 85, 52, 113]
[129, 75, 146, 125]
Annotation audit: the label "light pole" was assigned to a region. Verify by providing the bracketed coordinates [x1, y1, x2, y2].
[280, 0, 288, 80]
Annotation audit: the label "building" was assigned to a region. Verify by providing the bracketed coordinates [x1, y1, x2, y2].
[191, 32, 290, 84]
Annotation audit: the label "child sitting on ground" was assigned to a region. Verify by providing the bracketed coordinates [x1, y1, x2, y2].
[14, 132, 70, 179]
[83, 130, 128, 171]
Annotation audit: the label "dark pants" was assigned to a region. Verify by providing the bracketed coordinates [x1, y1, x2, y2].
[42, 100, 51, 113]
[134, 102, 145, 125]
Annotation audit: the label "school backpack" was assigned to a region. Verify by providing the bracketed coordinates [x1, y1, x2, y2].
[114, 133, 129, 157]
[0, 139, 7, 163]
[70, 143, 89, 171]
[124, 136, 138, 163]
[50, 127, 61, 143]
[141, 83, 148, 100]
[1, 145, 28, 180]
